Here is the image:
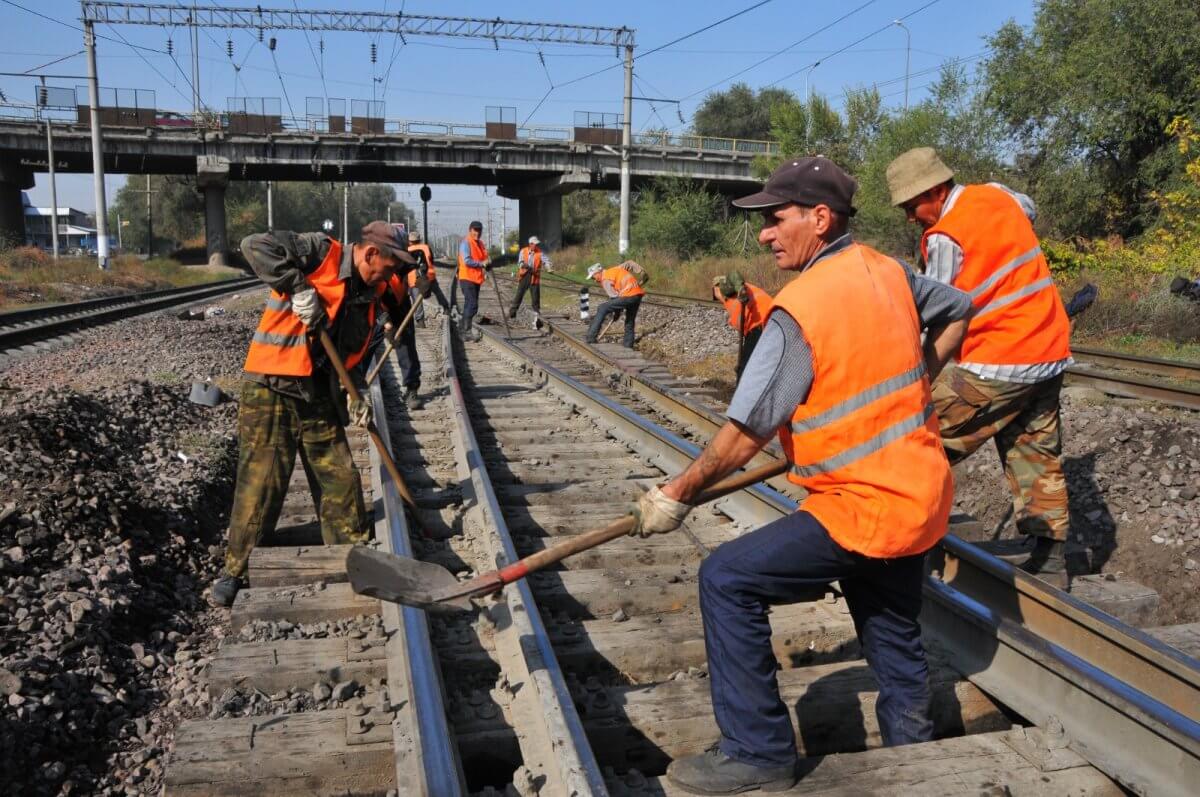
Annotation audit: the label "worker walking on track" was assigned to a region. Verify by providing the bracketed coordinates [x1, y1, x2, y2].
[407, 229, 450, 323]
[634, 158, 973, 794]
[508, 235, 550, 328]
[887, 147, 1074, 582]
[585, 260, 648, 348]
[456, 220, 491, 341]
[712, 270, 773, 380]
[209, 222, 416, 608]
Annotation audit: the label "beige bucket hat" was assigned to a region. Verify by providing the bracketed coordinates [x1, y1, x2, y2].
[886, 147, 955, 206]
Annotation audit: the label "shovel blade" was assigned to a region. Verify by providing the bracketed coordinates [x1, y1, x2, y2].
[346, 547, 474, 613]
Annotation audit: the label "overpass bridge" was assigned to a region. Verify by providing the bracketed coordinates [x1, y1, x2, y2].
[0, 116, 774, 262]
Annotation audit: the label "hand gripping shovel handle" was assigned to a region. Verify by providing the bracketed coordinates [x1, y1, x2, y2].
[434, 459, 790, 605]
[315, 327, 421, 515]
[364, 292, 424, 387]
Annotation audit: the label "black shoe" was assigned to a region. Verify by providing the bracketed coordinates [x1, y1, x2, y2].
[209, 575, 243, 607]
[403, 388, 425, 411]
[666, 745, 796, 795]
[1020, 538, 1069, 588]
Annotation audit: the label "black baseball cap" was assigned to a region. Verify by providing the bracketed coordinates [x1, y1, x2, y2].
[468, 220, 483, 232]
[733, 156, 857, 216]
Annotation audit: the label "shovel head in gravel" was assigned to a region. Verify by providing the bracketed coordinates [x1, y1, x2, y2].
[346, 547, 478, 613]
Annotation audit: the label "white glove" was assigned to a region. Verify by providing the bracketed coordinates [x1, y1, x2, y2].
[632, 486, 692, 537]
[291, 288, 325, 329]
[347, 397, 372, 429]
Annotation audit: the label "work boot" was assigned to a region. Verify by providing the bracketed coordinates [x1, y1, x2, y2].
[667, 746, 797, 795]
[209, 575, 244, 608]
[1020, 537, 1069, 588]
[403, 387, 425, 411]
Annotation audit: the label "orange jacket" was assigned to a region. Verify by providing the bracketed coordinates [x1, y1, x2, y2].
[457, 236, 488, 285]
[518, 246, 543, 285]
[244, 238, 385, 376]
[721, 282, 773, 335]
[921, 184, 1071, 366]
[598, 265, 645, 298]
[406, 242, 435, 288]
[771, 241, 952, 558]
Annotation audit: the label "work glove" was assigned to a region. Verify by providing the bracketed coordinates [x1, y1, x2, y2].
[291, 288, 325, 329]
[346, 396, 372, 429]
[631, 486, 692, 538]
[414, 274, 432, 298]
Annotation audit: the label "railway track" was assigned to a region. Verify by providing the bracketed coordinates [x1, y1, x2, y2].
[0, 276, 259, 361]
[1068, 345, 1200, 411]
[157, 299, 1200, 795]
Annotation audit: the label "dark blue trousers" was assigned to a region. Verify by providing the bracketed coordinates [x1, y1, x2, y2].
[699, 510, 933, 768]
[460, 281, 481, 326]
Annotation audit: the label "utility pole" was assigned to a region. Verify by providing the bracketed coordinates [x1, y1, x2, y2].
[116, 213, 123, 250]
[893, 20, 911, 111]
[618, 43, 633, 256]
[190, 6, 201, 118]
[342, 182, 349, 242]
[145, 174, 153, 255]
[83, 20, 109, 270]
[41, 78, 59, 261]
[266, 180, 273, 230]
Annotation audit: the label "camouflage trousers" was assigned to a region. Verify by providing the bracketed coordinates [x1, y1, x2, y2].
[932, 368, 1069, 541]
[223, 381, 369, 578]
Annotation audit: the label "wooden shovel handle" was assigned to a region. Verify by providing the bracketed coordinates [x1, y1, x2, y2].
[494, 459, 790, 585]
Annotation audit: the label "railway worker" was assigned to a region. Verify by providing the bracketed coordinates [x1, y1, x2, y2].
[712, 270, 773, 380]
[886, 147, 1074, 580]
[508, 235, 550, 328]
[584, 260, 648, 348]
[457, 220, 491, 341]
[209, 221, 416, 608]
[634, 157, 974, 794]
[383, 265, 427, 411]
[407, 229, 451, 324]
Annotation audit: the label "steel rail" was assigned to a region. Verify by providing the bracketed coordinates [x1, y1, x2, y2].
[444, 318, 609, 795]
[478, 325, 1200, 796]
[0, 277, 256, 328]
[1065, 366, 1200, 411]
[1071, 345, 1200, 382]
[366, 347, 466, 795]
[0, 276, 259, 353]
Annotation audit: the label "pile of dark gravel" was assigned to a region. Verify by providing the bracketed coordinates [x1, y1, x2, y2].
[0, 381, 238, 795]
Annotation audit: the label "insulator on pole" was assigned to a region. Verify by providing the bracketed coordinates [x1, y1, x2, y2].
[269, 37, 277, 52]
[166, 37, 173, 56]
[257, 28, 264, 43]
[370, 43, 377, 64]
[226, 39, 233, 58]
[319, 38, 324, 53]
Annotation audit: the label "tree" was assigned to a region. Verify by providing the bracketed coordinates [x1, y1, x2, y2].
[983, 0, 1200, 238]
[562, 191, 618, 246]
[692, 83, 797, 141]
[631, 178, 726, 260]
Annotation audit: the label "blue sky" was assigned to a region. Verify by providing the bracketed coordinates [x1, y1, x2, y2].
[3, 0, 1035, 235]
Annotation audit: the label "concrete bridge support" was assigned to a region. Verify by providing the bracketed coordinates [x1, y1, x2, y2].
[0, 159, 33, 249]
[196, 156, 230, 267]
[518, 194, 562, 253]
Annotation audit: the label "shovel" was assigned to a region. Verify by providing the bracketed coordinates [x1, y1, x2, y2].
[347, 460, 789, 612]
[364, 291, 424, 387]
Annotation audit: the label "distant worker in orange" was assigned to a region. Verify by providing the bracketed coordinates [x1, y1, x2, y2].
[712, 270, 773, 380]
[456, 220, 491, 341]
[585, 260, 648, 348]
[508, 235, 552, 328]
[406, 229, 450, 325]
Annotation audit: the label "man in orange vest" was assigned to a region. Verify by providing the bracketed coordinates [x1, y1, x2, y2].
[456, 220, 491, 341]
[406, 229, 450, 324]
[712, 270, 773, 380]
[209, 221, 416, 607]
[508, 235, 550, 328]
[585, 260, 647, 348]
[634, 158, 973, 793]
[887, 147, 1074, 581]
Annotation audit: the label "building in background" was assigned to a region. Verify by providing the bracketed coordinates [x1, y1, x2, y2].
[21, 192, 115, 253]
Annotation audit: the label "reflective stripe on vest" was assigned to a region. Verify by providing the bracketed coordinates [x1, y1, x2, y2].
[771, 241, 953, 559]
[458, 236, 487, 285]
[922, 184, 1070, 366]
[251, 330, 307, 348]
[265, 295, 292, 312]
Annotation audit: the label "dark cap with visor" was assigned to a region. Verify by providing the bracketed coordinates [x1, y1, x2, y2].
[361, 221, 416, 264]
[733, 156, 858, 216]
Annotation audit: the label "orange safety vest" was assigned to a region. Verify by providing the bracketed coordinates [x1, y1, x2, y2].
[921, 184, 1071, 366]
[518, 246, 543, 285]
[406, 243, 435, 288]
[771, 242, 952, 558]
[600, 266, 645, 298]
[721, 282, 773, 335]
[457, 236, 488, 285]
[244, 238, 385, 376]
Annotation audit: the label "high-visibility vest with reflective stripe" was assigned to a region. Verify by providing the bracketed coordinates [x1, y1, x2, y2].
[921, 184, 1071, 366]
[518, 246, 543, 284]
[721, 282, 773, 334]
[457, 236, 488, 285]
[600, 266, 645, 298]
[771, 242, 952, 558]
[243, 238, 383, 376]
[406, 243, 435, 288]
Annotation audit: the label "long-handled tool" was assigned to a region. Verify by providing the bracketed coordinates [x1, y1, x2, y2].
[364, 292, 424, 387]
[488, 267, 513, 340]
[347, 459, 789, 612]
[315, 327, 420, 515]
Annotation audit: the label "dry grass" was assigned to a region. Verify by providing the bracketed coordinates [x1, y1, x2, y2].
[0, 248, 238, 307]
[1059, 269, 1200, 362]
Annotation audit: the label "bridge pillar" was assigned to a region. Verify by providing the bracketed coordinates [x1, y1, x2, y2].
[517, 194, 562, 253]
[196, 156, 230, 267]
[0, 159, 33, 249]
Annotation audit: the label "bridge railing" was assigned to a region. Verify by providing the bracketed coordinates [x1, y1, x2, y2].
[0, 102, 778, 157]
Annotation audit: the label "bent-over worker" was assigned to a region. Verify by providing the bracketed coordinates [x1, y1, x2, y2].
[407, 229, 451, 323]
[509, 235, 550, 328]
[210, 222, 415, 607]
[636, 157, 973, 794]
[456, 220, 490, 341]
[585, 260, 647, 348]
[887, 147, 1074, 581]
[712, 270, 773, 380]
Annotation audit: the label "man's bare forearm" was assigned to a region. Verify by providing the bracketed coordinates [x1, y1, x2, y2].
[923, 316, 971, 382]
[660, 421, 770, 504]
